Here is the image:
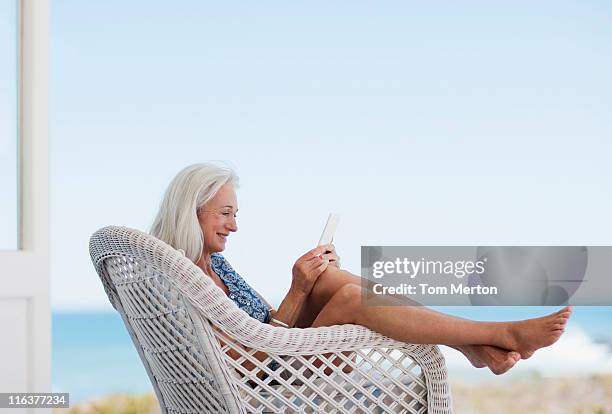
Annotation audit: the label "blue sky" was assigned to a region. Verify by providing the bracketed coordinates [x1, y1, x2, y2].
[50, 1, 612, 312]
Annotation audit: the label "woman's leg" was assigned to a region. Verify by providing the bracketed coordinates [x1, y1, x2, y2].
[309, 281, 571, 361]
[295, 269, 523, 374]
[294, 267, 360, 328]
[294, 265, 419, 327]
[296, 266, 529, 374]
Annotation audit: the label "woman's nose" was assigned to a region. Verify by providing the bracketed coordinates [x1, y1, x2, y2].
[227, 218, 238, 232]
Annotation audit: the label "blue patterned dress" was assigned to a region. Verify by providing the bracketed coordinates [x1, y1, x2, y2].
[210, 252, 271, 324]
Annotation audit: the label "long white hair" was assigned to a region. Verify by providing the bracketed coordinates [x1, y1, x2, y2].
[150, 162, 239, 263]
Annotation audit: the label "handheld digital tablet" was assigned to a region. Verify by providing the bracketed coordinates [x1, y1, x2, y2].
[318, 213, 340, 246]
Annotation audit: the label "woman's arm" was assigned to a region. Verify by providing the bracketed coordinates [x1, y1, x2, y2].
[266, 244, 331, 327]
[251, 284, 307, 328]
[269, 288, 308, 327]
[219, 244, 351, 380]
[254, 244, 341, 328]
[267, 243, 341, 327]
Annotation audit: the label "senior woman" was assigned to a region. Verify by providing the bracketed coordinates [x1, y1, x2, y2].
[151, 163, 571, 377]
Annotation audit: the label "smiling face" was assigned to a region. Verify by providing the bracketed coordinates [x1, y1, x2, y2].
[198, 182, 238, 257]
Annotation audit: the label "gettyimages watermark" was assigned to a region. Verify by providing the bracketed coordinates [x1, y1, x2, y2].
[361, 246, 611, 306]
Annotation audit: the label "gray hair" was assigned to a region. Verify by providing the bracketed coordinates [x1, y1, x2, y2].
[150, 162, 239, 263]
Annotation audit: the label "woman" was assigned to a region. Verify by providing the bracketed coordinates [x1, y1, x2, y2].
[151, 162, 572, 376]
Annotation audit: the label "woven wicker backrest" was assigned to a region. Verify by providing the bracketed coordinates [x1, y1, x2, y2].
[90, 226, 240, 414]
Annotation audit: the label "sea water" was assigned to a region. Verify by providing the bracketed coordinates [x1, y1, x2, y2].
[52, 307, 612, 403]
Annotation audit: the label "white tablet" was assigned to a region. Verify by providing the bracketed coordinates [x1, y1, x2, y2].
[318, 213, 340, 246]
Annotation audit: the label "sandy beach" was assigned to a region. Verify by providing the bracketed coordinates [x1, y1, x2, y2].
[450, 374, 612, 414]
[54, 374, 612, 414]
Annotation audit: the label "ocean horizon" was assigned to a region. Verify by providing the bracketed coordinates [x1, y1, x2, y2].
[52, 307, 612, 403]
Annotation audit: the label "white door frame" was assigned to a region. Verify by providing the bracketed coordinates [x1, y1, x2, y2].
[0, 0, 50, 410]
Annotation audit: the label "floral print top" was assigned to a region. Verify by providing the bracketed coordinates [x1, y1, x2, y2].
[210, 252, 271, 324]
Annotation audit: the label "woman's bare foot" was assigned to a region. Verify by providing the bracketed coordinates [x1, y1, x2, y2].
[505, 306, 572, 359]
[454, 344, 521, 375]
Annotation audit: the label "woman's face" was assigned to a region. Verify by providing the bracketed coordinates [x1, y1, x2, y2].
[198, 183, 238, 255]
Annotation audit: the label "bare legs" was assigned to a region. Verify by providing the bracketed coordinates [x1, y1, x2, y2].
[297, 266, 571, 375]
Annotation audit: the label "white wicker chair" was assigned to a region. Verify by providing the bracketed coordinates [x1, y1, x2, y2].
[89, 226, 453, 413]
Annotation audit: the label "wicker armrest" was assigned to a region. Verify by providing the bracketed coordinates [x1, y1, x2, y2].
[201, 317, 450, 413]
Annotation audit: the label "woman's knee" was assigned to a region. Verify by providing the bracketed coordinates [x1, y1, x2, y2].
[312, 283, 363, 327]
[330, 283, 363, 312]
[311, 267, 361, 306]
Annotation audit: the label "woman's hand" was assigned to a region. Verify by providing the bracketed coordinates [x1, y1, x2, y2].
[322, 244, 341, 269]
[291, 245, 332, 296]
